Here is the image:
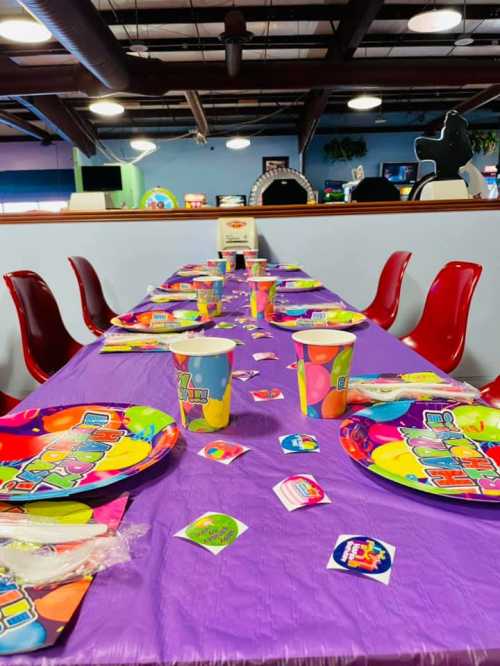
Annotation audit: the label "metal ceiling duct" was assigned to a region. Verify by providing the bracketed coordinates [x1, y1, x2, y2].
[19, 0, 129, 90]
[219, 11, 253, 78]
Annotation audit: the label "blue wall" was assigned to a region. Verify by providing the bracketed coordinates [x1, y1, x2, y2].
[83, 136, 300, 206]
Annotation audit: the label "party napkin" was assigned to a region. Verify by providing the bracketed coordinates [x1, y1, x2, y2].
[174, 512, 248, 555]
[327, 535, 396, 585]
[348, 372, 480, 404]
[100, 331, 201, 353]
[273, 474, 330, 511]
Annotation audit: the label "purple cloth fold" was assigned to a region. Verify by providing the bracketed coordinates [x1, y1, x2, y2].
[3, 269, 498, 666]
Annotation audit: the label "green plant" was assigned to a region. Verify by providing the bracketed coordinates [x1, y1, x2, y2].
[323, 136, 367, 162]
[469, 130, 497, 155]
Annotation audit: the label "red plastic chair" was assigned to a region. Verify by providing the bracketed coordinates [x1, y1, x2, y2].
[0, 391, 19, 416]
[4, 271, 83, 383]
[68, 256, 116, 336]
[363, 251, 412, 330]
[481, 376, 500, 408]
[400, 261, 482, 373]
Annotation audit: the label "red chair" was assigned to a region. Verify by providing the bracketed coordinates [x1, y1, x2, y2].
[400, 261, 482, 373]
[363, 251, 412, 330]
[0, 391, 19, 416]
[481, 376, 500, 408]
[68, 256, 116, 337]
[4, 271, 83, 383]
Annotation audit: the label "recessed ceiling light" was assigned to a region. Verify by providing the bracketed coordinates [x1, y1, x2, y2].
[0, 18, 51, 43]
[454, 36, 474, 47]
[89, 100, 125, 117]
[348, 95, 382, 111]
[127, 43, 149, 58]
[408, 9, 462, 33]
[130, 138, 157, 152]
[226, 136, 251, 150]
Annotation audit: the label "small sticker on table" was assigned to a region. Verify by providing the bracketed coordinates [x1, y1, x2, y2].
[174, 512, 248, 555]
[273, 474, 331, 511]
[279, 433, 319, 454]
[327, 535, 395, 585]
[253, 352, 279, 361]
[233, 369, 260, 382]
[198, 440, 250, 465]
[250, 388, 284, 402]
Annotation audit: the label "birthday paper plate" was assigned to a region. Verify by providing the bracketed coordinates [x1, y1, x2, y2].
[339, 399, 500, 502]
[0, 403, 179, 501]
[269, 309, 366, 331]
[112, 309, 210, 333]
[277, 279, 323, 293]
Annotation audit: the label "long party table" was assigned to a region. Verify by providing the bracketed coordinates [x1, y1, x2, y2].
[4, 267, 500, 666]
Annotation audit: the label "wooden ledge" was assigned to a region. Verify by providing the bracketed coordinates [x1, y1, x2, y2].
[1, 198, 500, 225]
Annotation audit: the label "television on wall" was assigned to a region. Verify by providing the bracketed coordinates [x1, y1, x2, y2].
[81, 166, 123, 192]
[380, 162, 418, 185]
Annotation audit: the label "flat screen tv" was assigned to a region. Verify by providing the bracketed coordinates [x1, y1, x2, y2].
[380, 162, 418, 185]
[81, 166, 123, 192]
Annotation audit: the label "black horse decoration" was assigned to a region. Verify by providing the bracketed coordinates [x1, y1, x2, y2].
[414, 110, 473, 181]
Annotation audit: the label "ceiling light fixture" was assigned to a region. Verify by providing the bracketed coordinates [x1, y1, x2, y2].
[226, 136, 251, 150]
[130, 138, 157, 152]
[348, 95, 382, 111]
[89, 100, 125, 117]
[0, 18, 51, 43]
[454, 35, 474, 46]
[408, 9, 462, 33]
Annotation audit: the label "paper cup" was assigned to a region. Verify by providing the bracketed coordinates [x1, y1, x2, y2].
[292, 329, 356, 419]
[243, 249, 258, 268]
[193, 276, 224, 317]
[170, 337, 236, 432]
[248, 276, 278, 320]
[207, 259, 227, 277]
[222, 250, 236, 273]
[246, 258, 267, 276]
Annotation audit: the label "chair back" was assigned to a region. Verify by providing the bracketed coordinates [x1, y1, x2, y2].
[363, 251, 412, 329]
[401, 261, 482, 373]
[68, 256, 115, 336]
[4, 270, 81, 383]
[0, 391, 19, 416]
[480, 376, 500, 409]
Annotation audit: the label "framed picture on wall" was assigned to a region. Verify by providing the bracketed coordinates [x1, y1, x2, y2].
[262, 156, 289, 173]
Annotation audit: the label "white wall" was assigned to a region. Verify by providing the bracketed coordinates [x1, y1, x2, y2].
[0, 209, 498, 398]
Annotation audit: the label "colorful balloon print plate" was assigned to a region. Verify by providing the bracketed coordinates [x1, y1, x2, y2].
[277, 279, 323, 293]
[0, 403, 179, 501]
[339, 399, 500, 502]
[111, 309, 210, 333]
[269, 309, 366, 330]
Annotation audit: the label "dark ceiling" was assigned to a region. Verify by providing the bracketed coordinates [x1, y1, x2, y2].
[0, 0, 500, 155]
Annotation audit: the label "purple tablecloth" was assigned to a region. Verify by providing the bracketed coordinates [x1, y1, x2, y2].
[4, 269, 500, 666]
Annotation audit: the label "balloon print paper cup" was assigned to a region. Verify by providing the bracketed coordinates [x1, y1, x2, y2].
[170, 337, 236, 432]
[246, 258, 267, 277]
[193, 276, 224, 317]
[243, 249, 258, 268]
[292, 329, 356, 419]
[207, 258, 227, 277]
[222, 250, 236, 273]
[248, 276, 278, 320]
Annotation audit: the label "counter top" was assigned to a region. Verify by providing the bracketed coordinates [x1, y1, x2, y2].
[1, 198, 500, 224]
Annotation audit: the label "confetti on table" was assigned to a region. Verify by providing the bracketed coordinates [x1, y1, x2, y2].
[273, 474, 331, 512]
[198, 440, 250, 465]
[235, 317, 249, 324]
[279, 433, 319, 454]
[250, 388, 284, 402]
[253, 352, 279, 361]
[252, 331, 273, 340]
[327, 535, 396, 585]
[286, 362, 297, 370]
[231, 338, 245, 346]
[215, 321, 236, 329]
[174, 512, 248, 555]
[232, 369, 260, 382]
[244, 324, 259, 331]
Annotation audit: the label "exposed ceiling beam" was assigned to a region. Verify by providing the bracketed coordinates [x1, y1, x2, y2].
[298, 0, 384, 154]
[14, 96, 96, 157]
[98, 4, 500, 25]
[184, 91, 209, 137]
[5, 58, 500, 96]
[426, 84, 500, 132]
[0, 110, 52, 142]
[3, 33, 500, 57]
